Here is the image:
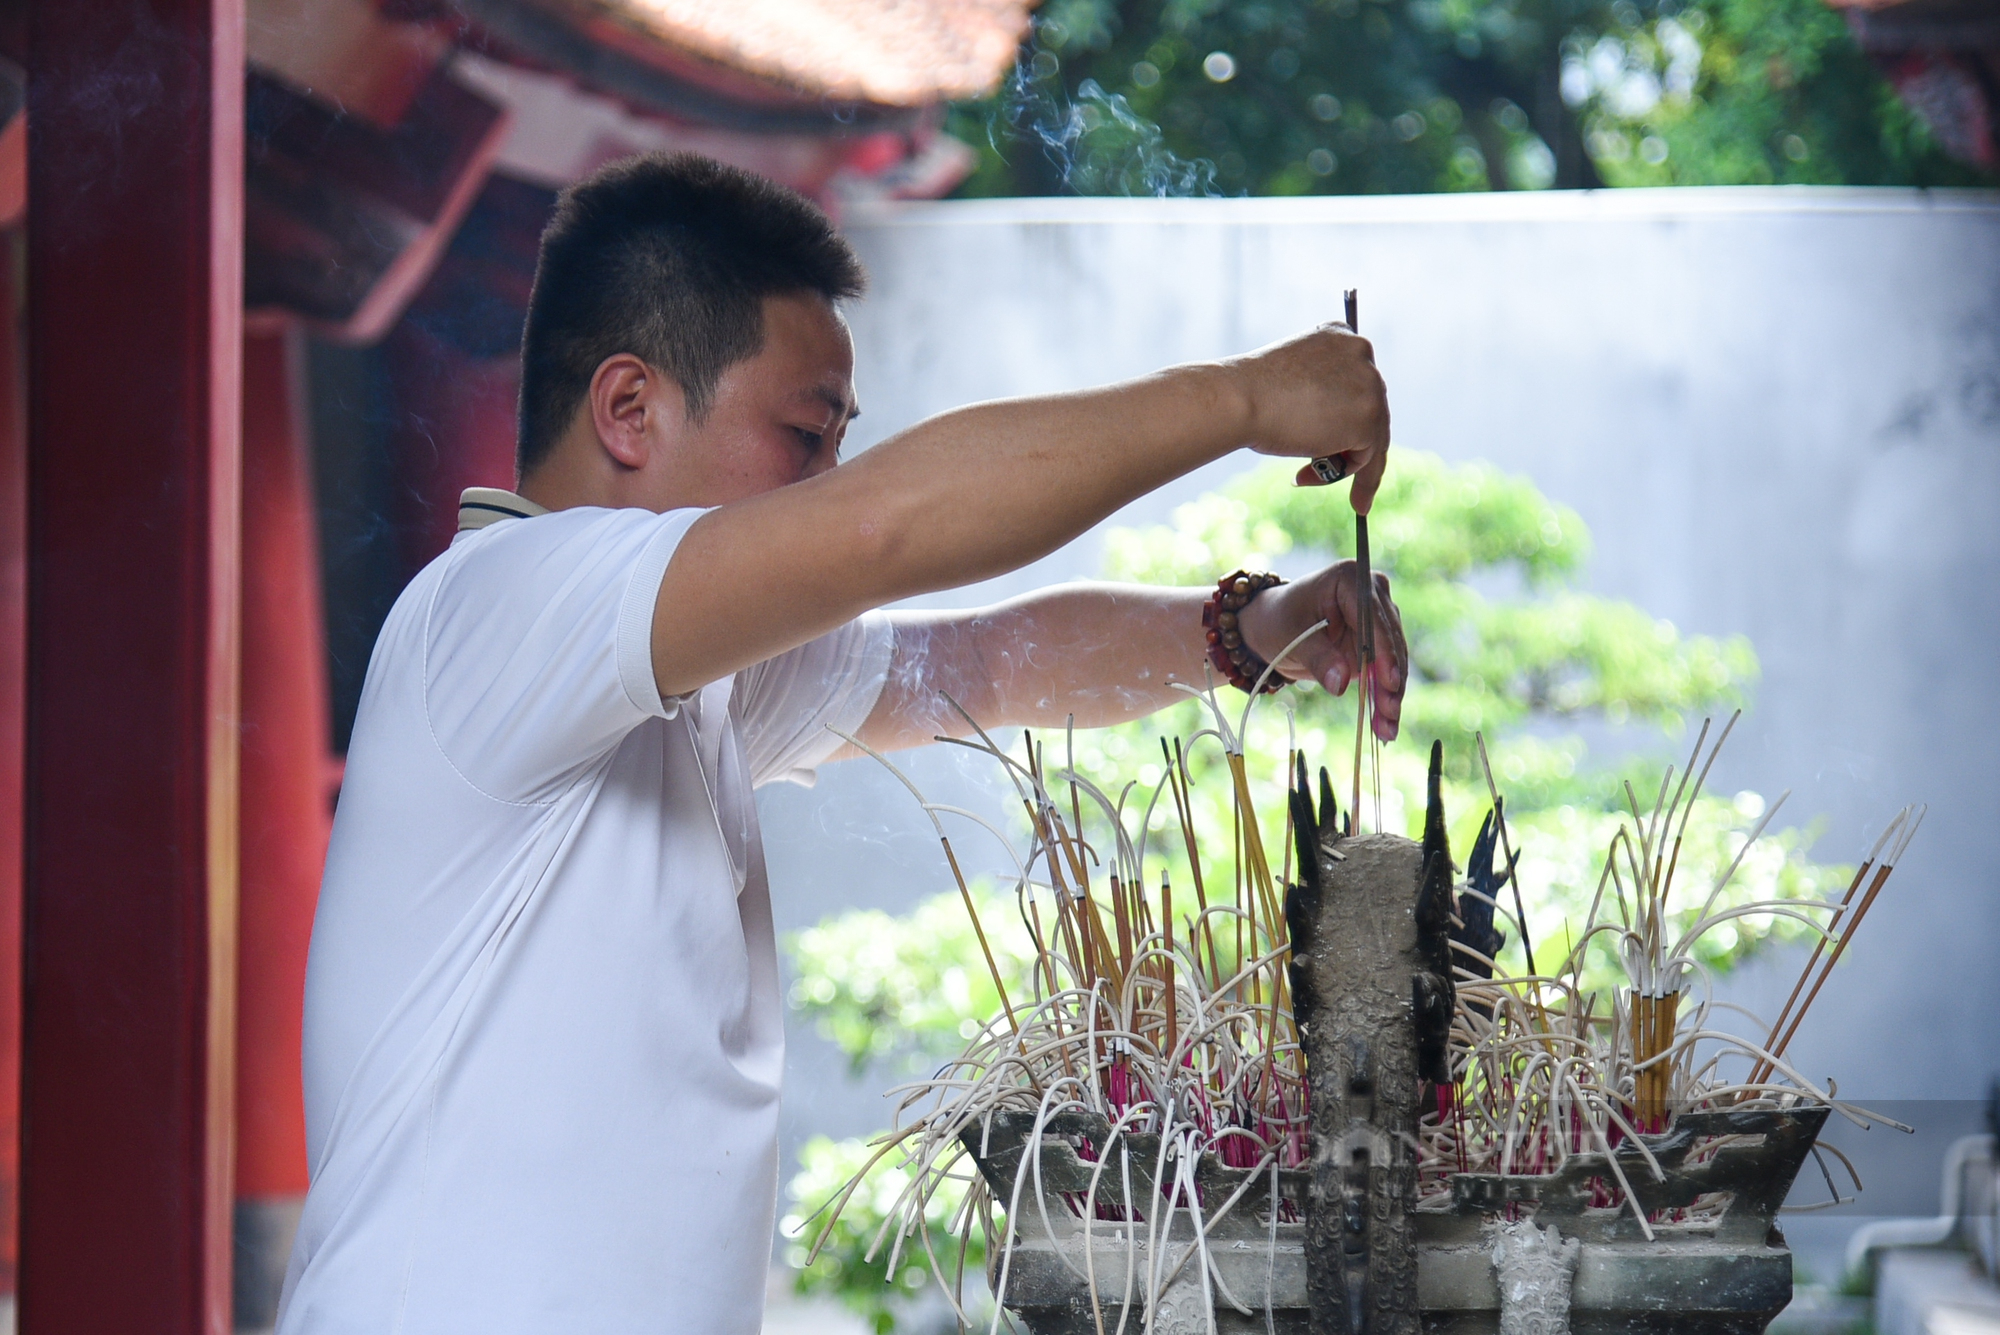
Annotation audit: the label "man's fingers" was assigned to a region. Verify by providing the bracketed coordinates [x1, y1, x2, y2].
[1367, 572, 1407, 740]
[1371, 676, 1402, 741]
[1294, 561, 1406, 713]
[1349, 438, 1390, 515]
[1322, 640, 1354, 696]
[1282, 629, 1348, 697]
[1295, 450, 1366, 489]
[1313, 562, 1405, 738]
[1310, 570, 1365, 695]
[1371, 571, 1409, 694]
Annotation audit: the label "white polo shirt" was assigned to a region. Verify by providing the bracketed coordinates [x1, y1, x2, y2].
[279, 490, 891, 1334]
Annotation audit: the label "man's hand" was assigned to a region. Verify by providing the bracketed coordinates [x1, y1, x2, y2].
[1239, 561, 1409, 740]
[1228, 324, 1391, 513]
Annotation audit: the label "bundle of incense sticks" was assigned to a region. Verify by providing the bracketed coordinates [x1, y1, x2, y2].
[1424, 717, 1914, 1230]
[808, 691, 1323, 1331]
[805, 708, 1915, 1313]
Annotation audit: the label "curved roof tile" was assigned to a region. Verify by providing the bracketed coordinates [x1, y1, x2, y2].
[556, 0, 1036, 107]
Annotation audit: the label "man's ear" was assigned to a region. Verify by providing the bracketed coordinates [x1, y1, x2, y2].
[588, 354, 682, 470]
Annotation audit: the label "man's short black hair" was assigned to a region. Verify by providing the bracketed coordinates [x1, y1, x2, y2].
[516, 152, 866, 478]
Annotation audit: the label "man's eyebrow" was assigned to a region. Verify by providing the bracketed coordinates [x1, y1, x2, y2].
[809, 386, 859, 420]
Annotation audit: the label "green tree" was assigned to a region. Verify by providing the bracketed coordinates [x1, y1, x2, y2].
[1563, 0, 1985, 184]
[946, 0, 1986, 197]
[782, 452, 1848, 1327]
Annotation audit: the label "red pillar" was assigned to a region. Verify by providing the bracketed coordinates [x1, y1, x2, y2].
[0, 221, 24, 1300]
[21, 1, 244, 1332]
[234, 326, 329, 1316]
[388, 319, 522, 571]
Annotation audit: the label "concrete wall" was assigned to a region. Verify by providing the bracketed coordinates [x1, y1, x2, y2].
[759, 187, 2000, 1275]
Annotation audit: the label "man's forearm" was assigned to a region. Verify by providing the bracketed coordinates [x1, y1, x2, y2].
[854, 583, 1211, 752]
[847, 554, 1415, 754]
[659, 366, 1249, 697]
[830, 373, 1252, 604]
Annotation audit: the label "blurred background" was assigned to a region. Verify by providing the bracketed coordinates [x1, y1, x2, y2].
[5, 0, 1999, 1332]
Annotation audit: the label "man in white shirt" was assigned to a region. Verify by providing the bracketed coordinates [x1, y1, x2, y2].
[280, 152, 1407, 1333]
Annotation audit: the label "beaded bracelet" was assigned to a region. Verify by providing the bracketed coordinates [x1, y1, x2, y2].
[1202, 570, 1288, 695]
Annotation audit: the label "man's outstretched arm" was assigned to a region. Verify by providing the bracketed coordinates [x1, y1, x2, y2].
[846, 560, 1411, 754]
[652, 326, 1387, 699]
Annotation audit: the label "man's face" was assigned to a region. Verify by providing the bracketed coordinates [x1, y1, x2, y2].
[660, 292, 859, 507]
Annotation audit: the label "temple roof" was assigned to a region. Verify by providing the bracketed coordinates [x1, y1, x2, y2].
[528, 0, 1037, 107]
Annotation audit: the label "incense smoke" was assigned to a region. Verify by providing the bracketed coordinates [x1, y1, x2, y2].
[987, 54, 1224, 199]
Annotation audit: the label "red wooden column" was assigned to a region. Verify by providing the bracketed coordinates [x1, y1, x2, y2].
[387, 319, 524, 571]
[233, 325, 330, 1322]
[0, 209, 26, 1300]
[21, 1, 245, 1332]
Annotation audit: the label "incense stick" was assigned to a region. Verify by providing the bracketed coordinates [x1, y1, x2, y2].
[1748, 810, 1904, 1081]
[1352, 512, 1372, 831]
[1475, 733, 1534, 977]
[1757, 806, 1925, 1080]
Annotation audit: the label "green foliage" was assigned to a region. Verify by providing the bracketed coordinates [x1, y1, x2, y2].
[787, 886, 1039, 1075]
[782, 1135, 993, 1332]
[945, 0, 1989, 198]
[1567, 0, 1988, 186]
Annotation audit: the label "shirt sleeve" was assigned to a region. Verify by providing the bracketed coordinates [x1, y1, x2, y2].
[422, 505, 709, 804]
[734, 612, 894, 789]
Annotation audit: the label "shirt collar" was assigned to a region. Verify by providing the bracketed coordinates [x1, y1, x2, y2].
[458, 487, 549, 532]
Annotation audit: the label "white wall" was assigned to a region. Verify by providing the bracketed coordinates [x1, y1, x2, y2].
[760, 188, 2000, 1274]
